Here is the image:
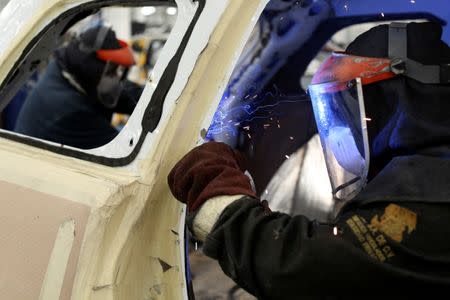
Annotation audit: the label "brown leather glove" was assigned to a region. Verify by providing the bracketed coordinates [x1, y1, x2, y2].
[168, 142, 257, 212]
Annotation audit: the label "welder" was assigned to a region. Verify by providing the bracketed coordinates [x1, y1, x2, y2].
[15, 26, 142, 149]
[169, 22, 450, 297]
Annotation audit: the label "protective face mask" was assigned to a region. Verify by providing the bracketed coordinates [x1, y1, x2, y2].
[97, 62, 126, 109]
[309, 77, 370, 200]
[97, 75, 123, 108]
[327, 126, 365, 176]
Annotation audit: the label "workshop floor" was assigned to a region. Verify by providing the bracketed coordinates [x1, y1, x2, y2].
[189, 250, 256, 300]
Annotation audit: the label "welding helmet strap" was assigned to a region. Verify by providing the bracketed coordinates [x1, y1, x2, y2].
[78, 26, 110, 53]
[389, 22, 408, 58]
[389, 22, 450, 84]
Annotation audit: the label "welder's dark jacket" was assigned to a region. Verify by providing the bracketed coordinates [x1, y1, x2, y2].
[199, 154, 450, 298]
[15, 60, 140, 149]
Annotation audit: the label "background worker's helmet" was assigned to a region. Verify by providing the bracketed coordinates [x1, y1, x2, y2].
[308, 22, 450, 200]
[56, 26, 135, 108]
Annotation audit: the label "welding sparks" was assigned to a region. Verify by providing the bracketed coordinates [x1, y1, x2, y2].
[333, 227, 338, 236]
[206, 84, 309, 140]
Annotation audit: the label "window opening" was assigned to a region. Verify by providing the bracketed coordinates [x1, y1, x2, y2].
[189, 0, 445, 297]
[0, 4, 177, 152]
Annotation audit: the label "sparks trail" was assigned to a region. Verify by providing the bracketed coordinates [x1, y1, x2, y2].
[243, 98, 309, 115]
[207, 85, 309, 139]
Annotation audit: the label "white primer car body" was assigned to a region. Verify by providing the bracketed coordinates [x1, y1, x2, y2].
[0, 0, 267, 299]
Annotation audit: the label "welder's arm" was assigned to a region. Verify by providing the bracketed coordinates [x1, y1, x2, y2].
[168, 142, 361, 298]
[198, 197, 450, 298]
[168, 142, 442, 298]
[114, 80, 144, 114]
[195, 197, 352, 298]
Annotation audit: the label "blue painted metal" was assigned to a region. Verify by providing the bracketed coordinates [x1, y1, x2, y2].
[331, 0, 450, 42]
[3, 73, 38, 131]
[207, 0, 450, 145]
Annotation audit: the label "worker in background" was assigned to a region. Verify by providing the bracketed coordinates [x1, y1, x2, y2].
[15, 26, 142, 149]
[168, 22, 450, 297]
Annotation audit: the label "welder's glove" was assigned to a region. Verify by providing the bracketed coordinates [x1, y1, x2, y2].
[168, 142, 257, 213]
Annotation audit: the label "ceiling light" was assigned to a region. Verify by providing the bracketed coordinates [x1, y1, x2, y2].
[166, 7, 177, 16]
[141, 6, 156, 16]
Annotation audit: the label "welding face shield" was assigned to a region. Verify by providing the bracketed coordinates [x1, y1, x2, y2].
[309, 52, 398, 200]
[77, 26, 135, 108]
[95, 35, 135, 109]
[97, 61, 129, 108]
[309, 76, 371, 200]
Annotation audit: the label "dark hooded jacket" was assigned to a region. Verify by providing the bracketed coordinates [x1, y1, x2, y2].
[14, 27, 142, 149]
[196, 22, 450, 298]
